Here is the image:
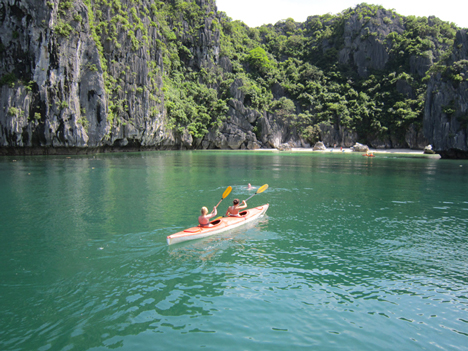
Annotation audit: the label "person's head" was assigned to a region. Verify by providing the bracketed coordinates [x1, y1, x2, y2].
[233, 199, 239, 205]
[201, 206, 208, 215]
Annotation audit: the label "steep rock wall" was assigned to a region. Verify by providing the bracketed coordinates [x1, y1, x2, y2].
[1, 0, 113, 150]
[424, 29, 468, 158]
[0, 1, 464, 156]
[338, 8, 404, 78]
[0, 0, 203, 153]
[0, 0, 270, 154]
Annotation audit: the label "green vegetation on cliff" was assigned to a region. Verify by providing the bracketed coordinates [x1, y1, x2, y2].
[2, 0, 461, 149]
[212, 3, 459, 145]
[129, 1, 459, 146]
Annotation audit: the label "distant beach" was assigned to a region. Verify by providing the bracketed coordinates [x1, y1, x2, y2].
[253, 147, 441, 158]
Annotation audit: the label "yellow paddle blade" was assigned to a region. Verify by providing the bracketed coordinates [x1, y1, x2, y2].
[244, 184, 269, 202]
[256, 184, 269, 194]
[215, 186, 232, 208]
[222, 186, 232, 199]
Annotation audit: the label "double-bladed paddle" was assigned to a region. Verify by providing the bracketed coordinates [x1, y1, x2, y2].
[211, 184, 268, 222]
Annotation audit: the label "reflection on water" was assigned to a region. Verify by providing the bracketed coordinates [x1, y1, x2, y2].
[168, 217, 271, 262]
[0, 151, 467, 350]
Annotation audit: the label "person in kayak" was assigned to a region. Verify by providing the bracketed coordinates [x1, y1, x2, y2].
[199, 206, 217, 226]
[226, 199, 247, 217]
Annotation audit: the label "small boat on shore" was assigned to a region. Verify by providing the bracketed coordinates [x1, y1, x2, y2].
[167, 204, 269, 245]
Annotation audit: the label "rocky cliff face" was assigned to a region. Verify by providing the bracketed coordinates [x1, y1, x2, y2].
[1, 0, 110, 150]
[333, 9, 451, 150]
[0, 0, 208, 153]
[0, 0, 268, 154]
[424, 29, 468, 158]
[0, 1, 465, 156]
[338, 7, 404, 78]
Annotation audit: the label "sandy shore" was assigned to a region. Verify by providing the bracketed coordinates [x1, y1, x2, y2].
[263, 147, 442, 157]
[292, 147, 420, 154]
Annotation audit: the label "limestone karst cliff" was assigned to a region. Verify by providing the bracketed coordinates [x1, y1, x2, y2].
[0, 1, 466, 157]
[1, 0, 194, 152]
[424, 29, 468, 158]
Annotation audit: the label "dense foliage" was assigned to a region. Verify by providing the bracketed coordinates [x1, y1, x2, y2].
[45, 0, 462, 145]
[213, 3, 459, 145]
[144, 1, 460, 145]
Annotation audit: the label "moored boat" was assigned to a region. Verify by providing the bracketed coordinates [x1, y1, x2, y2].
[167, 204, 269, 245]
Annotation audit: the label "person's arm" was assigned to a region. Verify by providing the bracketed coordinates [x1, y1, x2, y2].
[239, 200, 247, 209]
[207, 206, 217, 219]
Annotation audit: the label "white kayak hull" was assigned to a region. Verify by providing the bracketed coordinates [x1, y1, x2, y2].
[167, 204, 269, 245]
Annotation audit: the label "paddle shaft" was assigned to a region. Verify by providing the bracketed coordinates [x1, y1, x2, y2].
[244, 193, 257, 202]
[243, 184, 269, 203]
[214, 184, 267, 221]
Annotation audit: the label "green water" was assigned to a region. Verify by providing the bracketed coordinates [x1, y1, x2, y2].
[1, 151, 467, 350]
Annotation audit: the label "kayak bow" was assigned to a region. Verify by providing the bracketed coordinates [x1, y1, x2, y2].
[167, 204, 269, 245]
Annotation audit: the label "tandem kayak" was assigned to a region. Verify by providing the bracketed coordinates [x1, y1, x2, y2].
[167, 204, 269, 245]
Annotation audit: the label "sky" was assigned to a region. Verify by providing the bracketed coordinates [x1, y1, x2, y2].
[216, 0, 468, 29]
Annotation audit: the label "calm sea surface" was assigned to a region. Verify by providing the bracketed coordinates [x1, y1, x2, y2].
[1, 151, 467, 350]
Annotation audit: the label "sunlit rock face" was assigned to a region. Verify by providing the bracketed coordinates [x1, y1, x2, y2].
[0, 1, 466, 157]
